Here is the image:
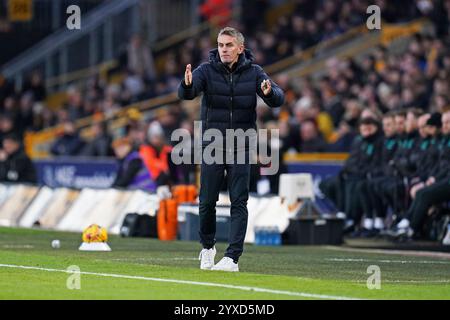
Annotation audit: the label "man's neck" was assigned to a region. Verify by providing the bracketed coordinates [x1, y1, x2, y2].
[224, 57, 239, 71]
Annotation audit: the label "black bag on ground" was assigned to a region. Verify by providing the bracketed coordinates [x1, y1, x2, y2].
[120, 213, 157, 238]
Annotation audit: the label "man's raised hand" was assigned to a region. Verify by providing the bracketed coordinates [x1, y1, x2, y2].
[185, 64, 192, 86]
[261, 79, 272, 96]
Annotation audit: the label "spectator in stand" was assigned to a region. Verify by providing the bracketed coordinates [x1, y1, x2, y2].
[0, 115, 15, 147]
[17, 92, 34, 137]
[111, 137, 155, 191]
[298, 119, 328, 152]
[125, 34, 156, 82]
[0, 134, 36, 183]
[50, 120, 85, 156]
[22, 71, 46, 102]
[327, 118, 358, 152]
[139, 121, 173, 187]
[65, 86, 84, 121]
[80, 121, 114, 157]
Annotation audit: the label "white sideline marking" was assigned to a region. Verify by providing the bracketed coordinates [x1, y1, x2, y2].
[2, 245, 34, 249]
[110, 257, 198, 262]
[325, 246, 450, 259]
[327, 258, 450, 265]
[0, 263, 362, 300]
[355, 279, 450, 284]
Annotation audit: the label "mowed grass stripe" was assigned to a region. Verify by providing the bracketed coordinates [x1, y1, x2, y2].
[0, 263, 363, 300]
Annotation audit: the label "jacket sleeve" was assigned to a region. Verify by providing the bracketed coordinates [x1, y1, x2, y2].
[255, 65, 285, 108]
[177, 64, 207, 100]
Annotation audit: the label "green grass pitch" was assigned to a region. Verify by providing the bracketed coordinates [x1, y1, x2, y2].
[0, 227, 449, 300]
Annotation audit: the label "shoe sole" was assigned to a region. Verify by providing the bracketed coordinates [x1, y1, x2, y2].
[211, 269, 239, 272]
[200, 264, 214, 270]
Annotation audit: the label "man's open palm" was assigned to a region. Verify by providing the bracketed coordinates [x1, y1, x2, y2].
[185, 64, 192, 86]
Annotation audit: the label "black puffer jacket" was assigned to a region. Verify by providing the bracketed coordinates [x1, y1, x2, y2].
[178, 49, 284, 139]
[430, 134, 450, 181]
[0, 149, 36, 183]
[341, 130, 383, 178]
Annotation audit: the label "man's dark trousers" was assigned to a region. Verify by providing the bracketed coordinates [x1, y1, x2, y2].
[407, 180, 450, 232]
[199, 150, 250, 263]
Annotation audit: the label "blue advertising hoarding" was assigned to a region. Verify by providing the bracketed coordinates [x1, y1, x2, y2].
[34, 158, 118, 189]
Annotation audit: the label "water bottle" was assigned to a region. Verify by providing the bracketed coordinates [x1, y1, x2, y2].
[255, 227, 261, 245]
[273, 226, 281, 246]
[268, 227, 275, 245]
[261, 227, 268, 245]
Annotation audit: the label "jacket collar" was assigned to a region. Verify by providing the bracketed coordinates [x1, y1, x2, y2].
[209, 48, 254, 73]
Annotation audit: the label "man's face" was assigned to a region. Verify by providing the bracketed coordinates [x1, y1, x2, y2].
[3, 139, 19, 155]
[425, 125, 438, 136]
[417, 114, 430, 138]
[394, 115, 406, 134]
[405, 112, 418, 133]
[300, 121, 317, 141]
[442, 112, 450, 135]
[114, 144, 131, 159]
[217, 34, 243, 66]
[360, 123, 376, 137]
[382, 117, 396, 137]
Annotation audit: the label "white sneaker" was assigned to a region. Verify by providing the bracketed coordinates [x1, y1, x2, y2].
[396, 218, 410, 229]
[363, 218, 374, 230]
[211, 257, 239, 272]
[442, 226, 450, 246]
[199, 246, 216, 270]
[374, 217, 385, 230]
[336, 212, 346, 219]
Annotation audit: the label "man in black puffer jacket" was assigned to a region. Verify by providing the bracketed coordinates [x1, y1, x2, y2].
[0, 134, 36, 184]
[178, 27, 284, 272]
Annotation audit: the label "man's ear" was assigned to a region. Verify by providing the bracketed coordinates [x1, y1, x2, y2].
[238, 45, 244, 54]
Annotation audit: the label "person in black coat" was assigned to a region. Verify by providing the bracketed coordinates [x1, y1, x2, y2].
[178, 27, 284, 271]
[319, 117, 383, 231]
[0, 134, 36, 183]
[50, 120, 85, 156]
[80, 122, 114, 157]
[392, 110, 450, 240]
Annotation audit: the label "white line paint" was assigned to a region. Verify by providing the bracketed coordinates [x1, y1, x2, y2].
[0, 263, 363, 300]
[327, 258, 450, 265]
[2, 245, 34, 249]
[110, 257, 199, 262]
[324, 246, 450, 260]
[355, 279, 450, 284]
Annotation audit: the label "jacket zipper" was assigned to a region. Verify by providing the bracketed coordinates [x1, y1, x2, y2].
[229, 72, 233, 130]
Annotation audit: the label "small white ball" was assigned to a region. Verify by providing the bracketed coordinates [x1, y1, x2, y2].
[51, 240, 60, 249]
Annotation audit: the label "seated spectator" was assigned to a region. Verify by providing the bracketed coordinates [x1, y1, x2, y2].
[393, 110, 450, 241]
[80, 121, 114, 157]
[125, 34, 156, 82]
[139, 121, 173, 187]
[327, 119, 358, 152]
[50, 120, 85, 156]
[22, 71, 46, 102]
[111, 137, 156, 191]
[0, 115, 15, 148]
[0, 134, 36, 183]
[298, 119, 328, 152]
